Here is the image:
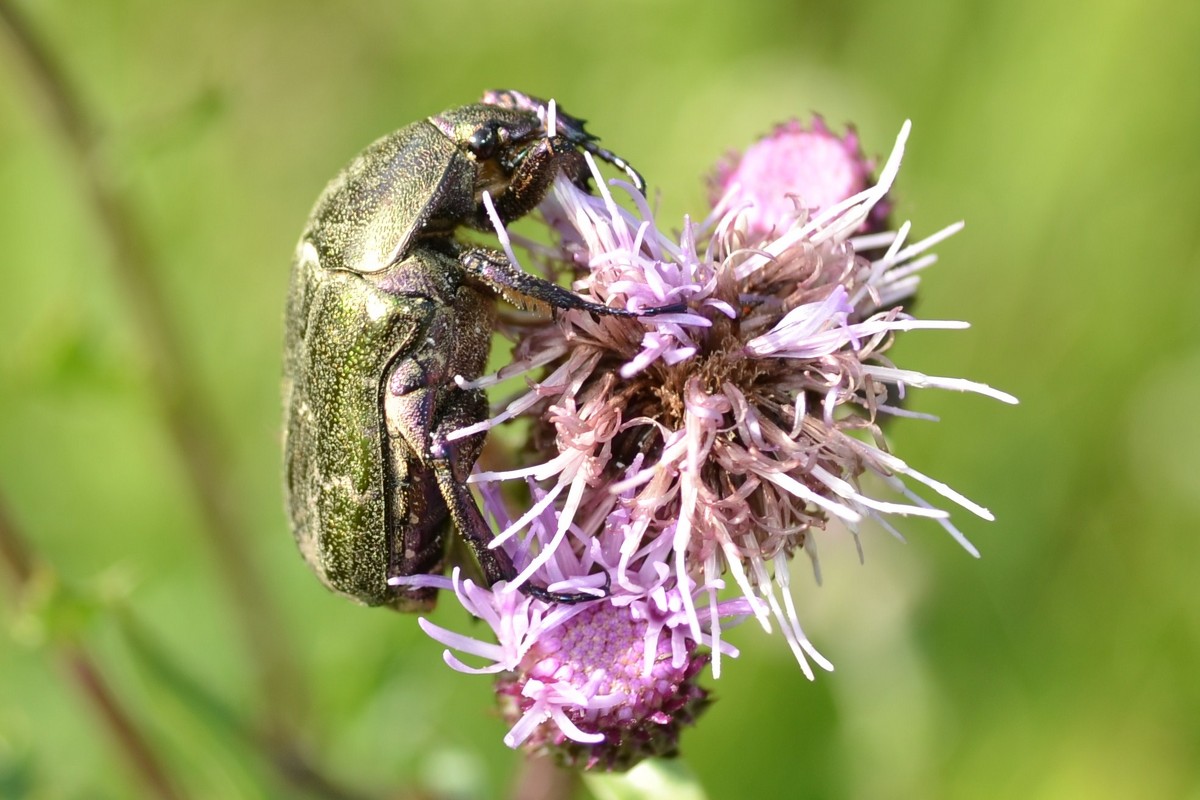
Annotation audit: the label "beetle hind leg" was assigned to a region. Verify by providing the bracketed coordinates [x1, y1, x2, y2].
[384, 462, 450, 612]
[429, 389, 606, 605]
[430, 457, 608, 605]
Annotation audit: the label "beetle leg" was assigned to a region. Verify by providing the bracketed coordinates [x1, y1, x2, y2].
[458, 246, 685, 318]
[430, 457, 609, 605]
[520, 567, 612, 605]
[381, 346, 454, 610]
[384, 461, 448, 611]
[428, 391, 607, 605]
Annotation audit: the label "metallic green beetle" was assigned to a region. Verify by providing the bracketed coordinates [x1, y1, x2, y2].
[283, 90, 665, 611]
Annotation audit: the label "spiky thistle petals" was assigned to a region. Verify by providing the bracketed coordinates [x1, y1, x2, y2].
[404, 115, 1014, 768]
[391, 482, 749, 770]
[464, 122, 1015, 676]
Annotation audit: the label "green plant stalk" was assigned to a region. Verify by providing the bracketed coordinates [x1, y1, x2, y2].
[0, 0, 299, 737]
[0, 491, 189, 800]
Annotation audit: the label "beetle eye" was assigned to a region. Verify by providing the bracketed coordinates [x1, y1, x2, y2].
[467, 124, 499, 159]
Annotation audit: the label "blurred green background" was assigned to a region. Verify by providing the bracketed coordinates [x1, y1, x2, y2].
[1, 0, 1197, 798]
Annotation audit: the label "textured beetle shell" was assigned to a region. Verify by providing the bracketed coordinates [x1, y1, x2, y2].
[305, 119, 462, 274]
[283, 116, 495, 608]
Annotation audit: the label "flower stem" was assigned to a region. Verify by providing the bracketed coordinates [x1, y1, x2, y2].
[0, 488, 381, 800]
[61, 648, 191, 800]
[512, 754, 579, 800]
[116, 610, 380, 800]
[0, 492, 188, 800]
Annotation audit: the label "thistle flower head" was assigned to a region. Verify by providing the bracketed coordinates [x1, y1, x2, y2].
[412, 111, 1016, 768]
[455, 120, 1016, 675]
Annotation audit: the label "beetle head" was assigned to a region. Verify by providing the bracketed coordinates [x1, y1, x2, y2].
[481, 90, 646, 192]
[431, 102, 589, 228]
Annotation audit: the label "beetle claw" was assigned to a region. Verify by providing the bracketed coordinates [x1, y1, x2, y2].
[636, 301, 688, 317]
[519, 567, 611, 605]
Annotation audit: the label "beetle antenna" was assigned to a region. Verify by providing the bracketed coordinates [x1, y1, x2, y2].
[511, 91, 643, 192]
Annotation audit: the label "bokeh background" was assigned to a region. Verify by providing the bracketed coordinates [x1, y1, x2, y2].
[1, 0, 1197, 798]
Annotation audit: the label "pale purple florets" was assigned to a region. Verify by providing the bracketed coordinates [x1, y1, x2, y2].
[393, 479, 748, 767]
[412, 108, 1015, 769]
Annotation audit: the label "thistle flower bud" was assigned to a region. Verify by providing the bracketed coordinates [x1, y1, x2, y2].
[495, 600, 712, 770]
[710, 116, 889, 240]
[393, 481, 748, 771]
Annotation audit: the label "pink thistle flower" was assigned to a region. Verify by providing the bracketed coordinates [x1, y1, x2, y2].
[405, 107, 1015, 767]
[391, 479, 750, 769]
[454, 119, 1016, 679]
[710, 116, 889, 240]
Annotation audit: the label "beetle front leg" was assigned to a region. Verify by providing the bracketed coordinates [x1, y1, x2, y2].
[458, 247, 685, 318]
[428, 390, 606, 604]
